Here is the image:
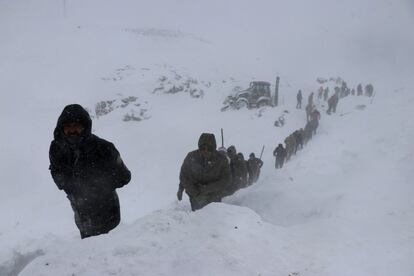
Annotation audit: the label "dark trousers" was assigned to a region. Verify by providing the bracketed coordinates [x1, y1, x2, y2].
[327, 104, 337, 114]
[275, 157, 284, 169]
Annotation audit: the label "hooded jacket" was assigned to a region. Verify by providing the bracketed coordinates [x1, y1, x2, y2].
[49, 104, 131, 238]
[247, 155, 263, 185]
[179, 133, 231, 210]
[273, 144, 286, 159]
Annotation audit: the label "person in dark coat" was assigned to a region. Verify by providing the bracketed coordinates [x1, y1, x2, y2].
[177, 133, 231, 211]
[236, 152, 249, 188]
[306, 104, 314, 122]
[365, 84, 374, 97]
[296, 90, 303, 109]
[225, 145, 248, 193]
[357, 84, 363, 96]
[304, 121, 314, 143]
[293, 129, 303, 152]
[327, 92, 339, 114]
[49, 104, 131, 239]
[273, 144, 286, 169]
[309, 108, 321, 135]
[286, 134, 296, 160]
[247, 153, 263, 185]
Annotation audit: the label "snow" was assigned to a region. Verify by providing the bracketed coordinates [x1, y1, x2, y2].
[1, 0, 414, 275]
[18, 204, 292, 276]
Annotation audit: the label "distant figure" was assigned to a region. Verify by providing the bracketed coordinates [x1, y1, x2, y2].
[224, 145, 248, 194]
[340, 81, 348, 98]
[236, 152, 249, 188]
[327, 92, 339, 114]
[309, 108, 321, 135]
[284, 134, 296, 161]
[296, 90, 303, 109]
[178, 133, 231, 211]
[49, 104, 131, 239]
[273, 144, 286, 169]
[365, 84, 374, 97]
[247, 153, 264, 185]
[351, 88, 355, 96]
[357, 84, 363, 96]
[293, 129, 304, 152]
[304, 121, 314, 143]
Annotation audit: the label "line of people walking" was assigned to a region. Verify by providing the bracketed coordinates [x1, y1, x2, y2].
[177, 136, 264, 211]
[49, 81, 349, 239]
[49, 105, 266, 238]
[297, 81, 374, 115]
[273, 105, 321, 169]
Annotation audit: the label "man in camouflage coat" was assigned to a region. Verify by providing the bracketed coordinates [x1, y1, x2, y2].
[177, 133, 231, 211]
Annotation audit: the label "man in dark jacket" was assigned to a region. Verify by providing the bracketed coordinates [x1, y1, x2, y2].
[247, 153, 263, 185]
[177, 133, 231, 211]
[49, 104, 131, 239]
[273, 144, 286, 169]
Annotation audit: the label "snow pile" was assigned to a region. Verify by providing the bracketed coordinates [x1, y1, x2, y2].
[227, 90, 414, 275]
[20, 204, 291, 276]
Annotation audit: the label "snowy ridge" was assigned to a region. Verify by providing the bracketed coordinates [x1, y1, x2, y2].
[19, 204, 291, 276]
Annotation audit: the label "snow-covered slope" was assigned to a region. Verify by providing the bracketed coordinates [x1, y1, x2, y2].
[1, 0, 413, 275]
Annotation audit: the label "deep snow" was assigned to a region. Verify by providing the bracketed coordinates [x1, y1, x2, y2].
[1, 0, 414, 275]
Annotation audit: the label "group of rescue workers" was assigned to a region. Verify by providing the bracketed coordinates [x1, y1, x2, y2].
[48, 81, 373, 238]
[177, 136, 264, 211]
[274, 91, 322, 170]
[298, 82, 374, 115]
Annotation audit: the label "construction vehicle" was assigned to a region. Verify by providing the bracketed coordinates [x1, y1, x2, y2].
[222, 81, 274, 110]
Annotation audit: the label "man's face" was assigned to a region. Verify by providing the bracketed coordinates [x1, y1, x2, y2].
[199, 144, 214, 158]
[63, 122, 85, 144]
[63, 122, 84, 136]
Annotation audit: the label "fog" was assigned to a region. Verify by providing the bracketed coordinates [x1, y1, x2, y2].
[0, 1, 413, 275]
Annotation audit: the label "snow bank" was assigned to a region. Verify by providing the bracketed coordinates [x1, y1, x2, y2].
[20, 204, 291, 276]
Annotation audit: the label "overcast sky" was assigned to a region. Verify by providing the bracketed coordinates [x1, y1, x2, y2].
[1, 0, 413, 88]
